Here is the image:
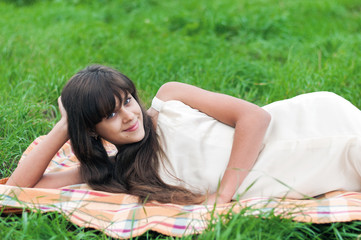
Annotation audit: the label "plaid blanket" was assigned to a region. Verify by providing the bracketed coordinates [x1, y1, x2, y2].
[1, 137, 361, 239]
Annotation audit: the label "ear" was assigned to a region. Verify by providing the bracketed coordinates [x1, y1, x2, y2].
[89, 130, 99, 140]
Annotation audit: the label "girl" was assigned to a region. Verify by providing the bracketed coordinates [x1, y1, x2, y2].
[6, 65, 361, 205]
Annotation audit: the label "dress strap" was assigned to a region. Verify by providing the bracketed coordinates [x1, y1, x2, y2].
[151, 96, 164, 112]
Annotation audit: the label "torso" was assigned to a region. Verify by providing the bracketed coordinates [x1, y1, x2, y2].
[151, 92, 361, 199]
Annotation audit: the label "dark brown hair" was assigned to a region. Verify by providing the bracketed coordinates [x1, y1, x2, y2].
[61, 65, 204, 204]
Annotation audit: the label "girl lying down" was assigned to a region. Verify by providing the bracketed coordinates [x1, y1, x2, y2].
[7, 65, 361, 205]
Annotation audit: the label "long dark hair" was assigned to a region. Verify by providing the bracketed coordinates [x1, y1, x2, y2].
[61, 65, 204, 204]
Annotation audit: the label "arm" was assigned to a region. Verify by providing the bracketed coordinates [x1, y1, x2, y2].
[156, 82, 271, 204]
[6, 98, 82, 188]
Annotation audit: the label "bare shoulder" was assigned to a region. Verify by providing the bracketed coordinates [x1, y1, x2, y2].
[155, 82, 203, 102]
[147, 82, 195, 127]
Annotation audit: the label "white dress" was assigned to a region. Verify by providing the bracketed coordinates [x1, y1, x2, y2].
[151, 92, 361, 199]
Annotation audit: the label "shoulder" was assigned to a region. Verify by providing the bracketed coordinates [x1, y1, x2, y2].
[155, 82, 196, 102]
[155, 82, 218, 108]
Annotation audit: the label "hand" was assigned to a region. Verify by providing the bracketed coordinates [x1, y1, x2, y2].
[58, 97, 68, 121]
[56, 97, 69, 136]
[203, 192, 231, 205]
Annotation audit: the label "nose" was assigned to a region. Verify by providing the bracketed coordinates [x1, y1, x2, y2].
[121, 108, 134, 123]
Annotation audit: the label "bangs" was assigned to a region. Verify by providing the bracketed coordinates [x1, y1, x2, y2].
[91, 87, 126, 120]
[81, 72, 136, 126]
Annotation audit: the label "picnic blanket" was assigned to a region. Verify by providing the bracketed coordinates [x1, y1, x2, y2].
[1, 137, 361, 239]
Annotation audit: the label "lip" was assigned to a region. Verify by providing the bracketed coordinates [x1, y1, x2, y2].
[124, 121, 139, 132]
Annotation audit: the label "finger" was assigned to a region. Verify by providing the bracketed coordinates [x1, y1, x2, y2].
[58, 97, 62, 106]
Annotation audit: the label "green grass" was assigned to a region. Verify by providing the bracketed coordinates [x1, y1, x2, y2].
[1, 0, 361, 238]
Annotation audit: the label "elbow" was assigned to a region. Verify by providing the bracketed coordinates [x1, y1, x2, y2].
[235, 108, 271, 137]
[262, 110, 271, 129]
[235, 107, 271, 132]
[258, 109, 271, 133]
[156, 82, 180, 101]
[5, 176, 37, 188]
[245, 108, 271, 133]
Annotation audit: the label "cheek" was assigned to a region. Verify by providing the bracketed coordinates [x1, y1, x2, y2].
[137, 104, 143, 116]
[139, 110, 145, 124]
[94, 124, 102, 134]
[107, 120, 121, 132]
[95, 121, 116, 136]
[95, 126, 106, 137]
[134, 105, 143, 119]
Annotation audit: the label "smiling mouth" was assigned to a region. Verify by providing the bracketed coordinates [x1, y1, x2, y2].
[124, 121, 139, 132]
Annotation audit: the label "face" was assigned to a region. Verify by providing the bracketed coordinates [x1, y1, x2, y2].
[95, 94, 145, 146]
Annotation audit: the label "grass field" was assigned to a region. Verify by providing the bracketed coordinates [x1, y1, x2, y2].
[1, 0, 361, 238]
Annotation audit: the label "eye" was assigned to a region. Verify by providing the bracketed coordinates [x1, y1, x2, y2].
[124, 96, 132, 105]
[106, 112, 116, 119]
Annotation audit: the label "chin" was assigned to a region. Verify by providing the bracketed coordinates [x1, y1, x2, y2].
[136, 133, 146, 143]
